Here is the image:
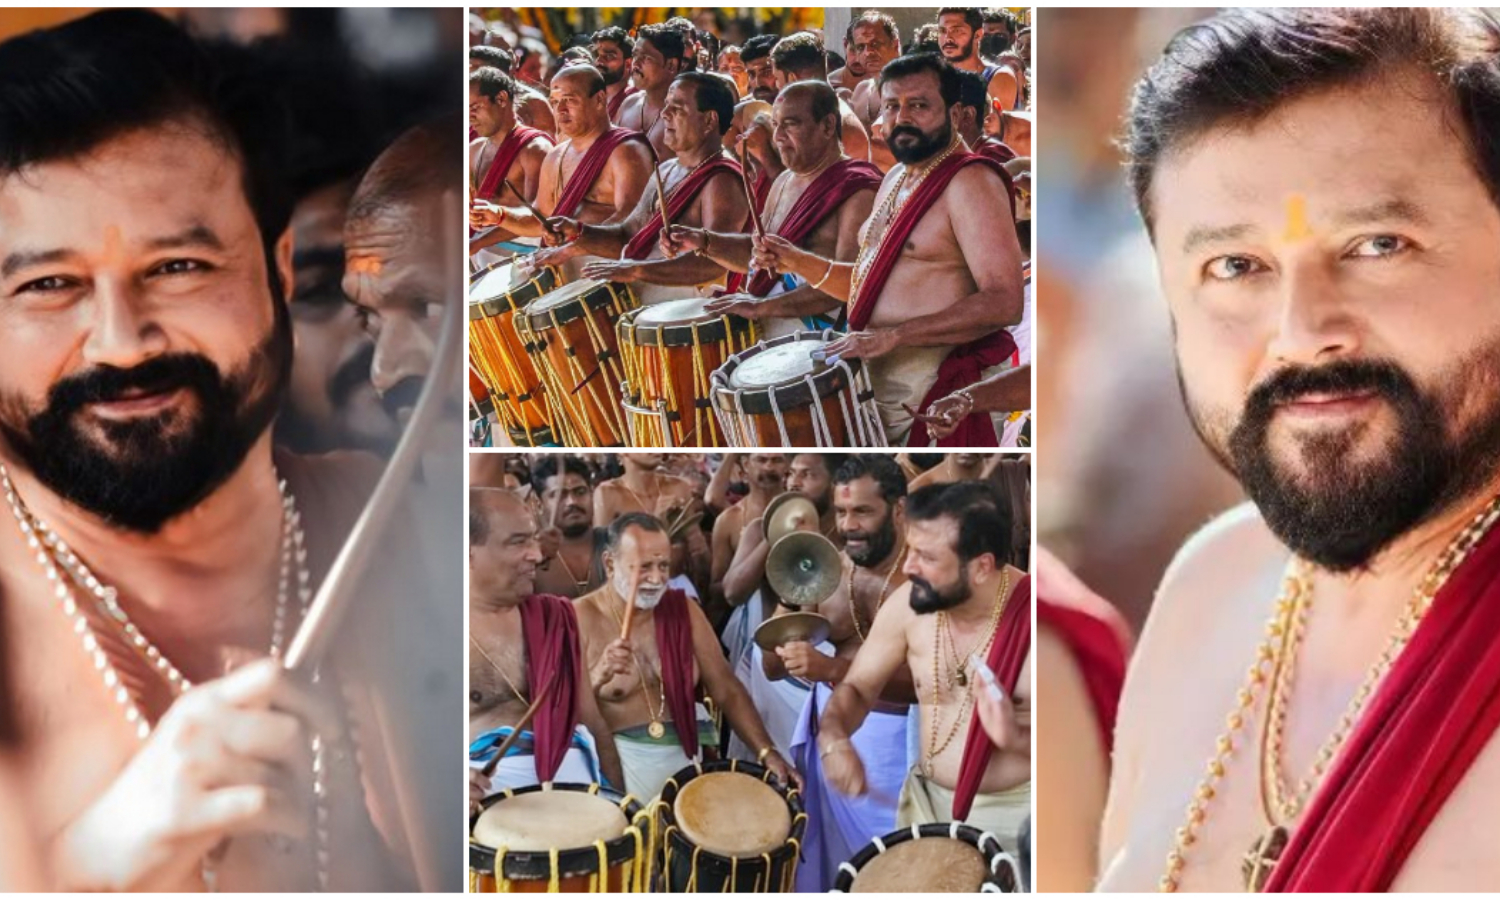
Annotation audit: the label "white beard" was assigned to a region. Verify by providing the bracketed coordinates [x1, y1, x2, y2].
[634, 587, 666, 610]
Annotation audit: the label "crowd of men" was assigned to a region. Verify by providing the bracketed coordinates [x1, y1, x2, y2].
[467, 9, 1032, 447]
[469, 451, 1032, 888]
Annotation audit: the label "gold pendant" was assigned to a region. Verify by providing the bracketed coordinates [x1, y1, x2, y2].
[955, 667, 968, 687]
[648, 720, 666, 739]
[1241, 825, 1289, 893]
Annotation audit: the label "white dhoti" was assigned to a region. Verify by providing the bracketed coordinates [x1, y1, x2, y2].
[468, 725, 603, 795]
[727, 643, 816, 762]
[791, 683, 911, 891]
[720, 591, 768, 685]
[896, 769, 1031, 856]
[613, 707, 718, 801]
[865, 345, 951, 446]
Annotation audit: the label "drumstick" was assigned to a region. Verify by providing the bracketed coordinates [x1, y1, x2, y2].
[651, 161, 674, 232]
[480, 680, 556, 778]
[503, 177, 561, 240]
[620, 568, 642, 642]
[735, 143, 766, 239]
[902, 402, 949, 425]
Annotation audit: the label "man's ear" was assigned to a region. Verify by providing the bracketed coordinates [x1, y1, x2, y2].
[274, 227, 295, 302]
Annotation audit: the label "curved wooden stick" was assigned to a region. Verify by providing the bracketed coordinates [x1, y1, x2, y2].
[479, 680, 556, 778]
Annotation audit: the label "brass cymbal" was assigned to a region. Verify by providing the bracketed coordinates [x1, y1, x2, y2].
[763, 491, 818, 545]
[754, 611, 833, 653]
[766, 531, 842, 608]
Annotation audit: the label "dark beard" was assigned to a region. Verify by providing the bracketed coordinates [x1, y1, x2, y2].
[601, 66, 624, 86]
[909, 568, 970, 614]
[943, 35, 976, 62]
[0, 313, 291, 535]
[560, 518, 592, 539]
[845, 510, 898, 568]
[981, 33, 1011, 58]
[1206, 355, 1500, 572]
[888, 120, 953, 165]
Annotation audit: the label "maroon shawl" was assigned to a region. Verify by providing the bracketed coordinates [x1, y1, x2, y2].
[1037, 595, 1128, 756]
[745, 158, 883, 297]
[518, 593, 582, 782]
[1266, 521, 1500, 891]
[621, 156, 742, 261]
[607, 85, 639, 121]
[475, 125, 551, 202]
[953, 574, 1031, 820]
[553, 127, 649, 220]
[654, 589, 699, 756]
[849, 151, 1016, 448]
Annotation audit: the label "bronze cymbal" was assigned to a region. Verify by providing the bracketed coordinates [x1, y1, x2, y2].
[763, 491, 818, 545]
[766, 531, 842, 608]
[753, 611, 833, 652]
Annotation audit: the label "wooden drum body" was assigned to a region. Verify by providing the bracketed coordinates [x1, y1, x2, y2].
[617, 298, 758, 447]
[468, 783, 651, 893]
[517, 279, 639, 447]
[467, 262, 559, 446]
[832, 822, 1021, 893]
[710, 331, 882, 447]
[657, 759, 805, 892]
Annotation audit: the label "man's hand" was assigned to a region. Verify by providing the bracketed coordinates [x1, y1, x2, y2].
[537, 526, 561, 566]
[972, 657, 1021, 749]
[530, 242, 583, 270]
[470, 199, 505, 229]
[750, 233, 807, 278]
[761, 749, 804, 792]
[60, 660, 336, 891]
[820, 738, 866, 796]
[703, 292, 772, 321]
[923, 390, 975, 441]
[590, 638, 635, 689]
[541, 216, 582, 247]
[775, 640, 835, 682]
[469, 768, 492, 814]
[661, 225, 707, 259]
[821, 328, 900, 362]
[580, 259, 642, 284]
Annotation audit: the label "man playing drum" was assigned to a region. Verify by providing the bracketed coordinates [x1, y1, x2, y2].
[574, 513, 799, 799]
[468, 67, 554, 261]
[468, 489, 624, 801]
[819, 482, 1031, 856]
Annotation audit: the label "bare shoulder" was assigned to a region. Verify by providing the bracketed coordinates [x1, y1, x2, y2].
[947, 160, 1008, 198]
[609, 135, 653, 169]
[1152, 502, 1281, 625]
[469, 136, 489, 153]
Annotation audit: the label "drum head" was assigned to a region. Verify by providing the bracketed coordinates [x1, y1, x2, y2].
[470, 262, 556, 318]
[726, 339, 824, 390]
[634, 296, 718, 327]
[472, 789, 627, 852]
[470, 262, 526, 300]
[674, 771, 790, 857]
[850, 836, 987, 893]
[530, 278, 604, 314]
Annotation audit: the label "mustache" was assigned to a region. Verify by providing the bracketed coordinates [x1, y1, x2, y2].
[1245, 359, 1413, 417]
[889, 125, 926, 142]
[380, 375, 425, 419]
[48, 353, 221, 413]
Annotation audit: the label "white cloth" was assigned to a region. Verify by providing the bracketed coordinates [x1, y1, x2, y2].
[720, 590, 768, 682]
[727, 642, 818, 762]
[615, 730, 695, 801]
[467, 725, 603, 795]
[867, 345, 951, 445]
[669, 573, 699, 602]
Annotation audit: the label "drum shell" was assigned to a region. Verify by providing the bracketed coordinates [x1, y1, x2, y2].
[620, 309, 757, 447]
[831, 822, 1021, 893]
[522, 281, 638, 447]
[711, 333, 871, 447]
[467, 783, 648, 893]
[657, 760, 805, 893]
[467, 265, 559, 444]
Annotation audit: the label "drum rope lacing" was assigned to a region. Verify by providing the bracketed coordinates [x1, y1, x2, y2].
[1, 464, 336, 892]
[469, 266, 559, 446]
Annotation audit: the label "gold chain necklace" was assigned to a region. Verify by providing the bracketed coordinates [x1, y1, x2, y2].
[469, 633, 529, 705]
[553, 540, 592, 589]
[850, 137, 961, 303]
[604, 591, 669, 739]
[1159, 493, 1500, 892]
[924, 568, 1012, 776]
[848, 545, 907, 644]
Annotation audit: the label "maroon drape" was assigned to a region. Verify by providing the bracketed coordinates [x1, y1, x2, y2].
[621, 156, 741, 260]
[475, 125, 551, 202]
[1266, 521, 1500, 891]
[607, 85, 639, 121]
[653, 589, 699, 757]
[518, 593, 582, 782]
[745, 158, 883, 297]
[953, 574, 1031, 820]
[553, 127, 649, 219]
[1037, 596, 1128, 756]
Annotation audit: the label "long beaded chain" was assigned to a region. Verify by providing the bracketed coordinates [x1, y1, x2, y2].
[469, 634, 529, 705]
[1158, 493, 1500, 892]
[924, 569, 1012, 776]
[604, 590, 669, 738]
[0, 465, 330, 892]
[849, 137, 962, 304]
[848, 545, 907, 644]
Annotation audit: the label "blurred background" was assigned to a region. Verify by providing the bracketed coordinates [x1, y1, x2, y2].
[1034, 7, 1239, 630]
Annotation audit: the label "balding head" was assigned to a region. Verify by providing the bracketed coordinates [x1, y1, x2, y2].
[773, 81, 842, 173]
[549, 64, 609, 139]
[348, 114, 462, 233]
[469, 487, 542, 608]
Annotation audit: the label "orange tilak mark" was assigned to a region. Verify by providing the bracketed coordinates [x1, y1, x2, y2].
[1282, 194, 1312, 243]
[347, 255, 384, 276]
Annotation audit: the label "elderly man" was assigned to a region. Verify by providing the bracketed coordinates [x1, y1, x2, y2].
[753, 54, 1023, 446]
[574, 513, 797, 798]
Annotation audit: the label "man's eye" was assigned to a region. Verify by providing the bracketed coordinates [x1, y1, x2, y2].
[153, 259, 212, 277]
[16, 275, 73, 294]
[1346, 234, 1410, 259]
[1203, 255, 1266, 281]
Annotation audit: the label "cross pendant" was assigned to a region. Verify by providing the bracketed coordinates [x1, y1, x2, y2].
[1241, 825, 1290, 893]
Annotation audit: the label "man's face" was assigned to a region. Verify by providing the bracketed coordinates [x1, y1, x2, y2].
[631, 39, 681, 93]
[662, 81, 715, 155]
[606, 525, 672, 609]
[549, 72, 606, 139]
[849, 24, 898, 80]
[628, 452, 664, 470]
[836, 475, 900, 567]
[470, 495, 544, 604]
[938, 13, 978, 64]
[541, 470, 593, 538]
[281, 180, 396, 455]
[718, 49, 748, 95]
[745, 453, 789, 492]
[1153, 76, 1500, 571]
[745, 55, 778, 103]
[342, 192, 453, 427]
[468, 83, 507, 139]
[788, 454, 833, 514]
[517, 52, 544, 85]
[0, 123, 290, 533]
[882, 71, 955, 165]
[772, 91, 836, 173]
[953, 453, 982, 469]
[592, 39, 628, 86]
[903, 515, 975, 614]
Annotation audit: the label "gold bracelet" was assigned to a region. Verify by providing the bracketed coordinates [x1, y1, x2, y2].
[756, 745, 774, 764]
[818, 738, 849, 760]
[811, 258, 836, 291]
[701, 228, 713, 257]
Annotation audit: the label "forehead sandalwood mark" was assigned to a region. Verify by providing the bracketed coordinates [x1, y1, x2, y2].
[1282, 193, 1312, 243]
[347, 255, 383, 276]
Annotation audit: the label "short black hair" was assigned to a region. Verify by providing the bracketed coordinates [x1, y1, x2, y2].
[846, 11, 900, 48]
[1125, 8, 1500, 232]
[983, 9, 1018, 34]
[954, 67, 989, 120]
[771, 32, 827, 81]
[879, 52, 963, 107]
[638, 22, 691, 70]
[469, 66, 515, 104]
[937, 7, 985, 34]
[911, 26, 943, 57]
[834, 455, 909, 506]
[470, 44, 514, 72]
[741, 34, 780, 65]
[592, 25, 634, 57]
[605, 511, 667, 552]
[907, 480, 1012, 568]
[532, 454, 589, 488]
[674, 71, 735, 136]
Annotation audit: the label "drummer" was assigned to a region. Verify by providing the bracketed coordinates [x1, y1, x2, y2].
[575, 513, 799, 799]
[750, 54, 1024, 446]
[536, 72, 751, 307]
[468, 64, 654, 280]
[469, 489, 625, 801]
[819, 482, 1031, 855]
[531, 456, 607, 599]
[661, 80, 881, 340]
[468, 67, 554, 261]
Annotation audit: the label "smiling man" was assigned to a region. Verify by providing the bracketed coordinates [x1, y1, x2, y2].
[1099, 8, 1500, 893]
